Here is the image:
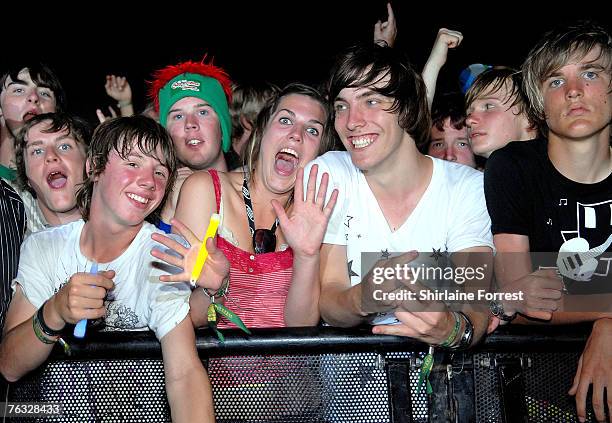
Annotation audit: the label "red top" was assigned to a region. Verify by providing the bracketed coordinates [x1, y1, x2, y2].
[209, 170, 293, 328]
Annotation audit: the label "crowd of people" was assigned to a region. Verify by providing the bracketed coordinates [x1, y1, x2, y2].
[0, 5, 610, 422]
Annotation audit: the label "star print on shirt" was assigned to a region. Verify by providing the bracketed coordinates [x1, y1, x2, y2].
[348, 260, 359, 278]
[344, 215, 354, 229]
[430, 248, 443, 262]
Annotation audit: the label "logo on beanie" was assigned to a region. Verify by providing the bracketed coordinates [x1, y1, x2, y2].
[171, 79, 201, 92]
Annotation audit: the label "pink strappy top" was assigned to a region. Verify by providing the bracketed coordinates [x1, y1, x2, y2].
[209, 170, 293, 328]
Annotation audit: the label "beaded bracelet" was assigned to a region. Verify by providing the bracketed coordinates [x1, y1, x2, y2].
[202, 277, 230, 299]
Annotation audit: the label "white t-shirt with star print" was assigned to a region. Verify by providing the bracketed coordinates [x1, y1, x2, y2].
[306, 152, 493, 322]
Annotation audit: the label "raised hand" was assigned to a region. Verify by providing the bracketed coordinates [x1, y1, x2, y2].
[271, 165, 338, 259]
[50, 270, 115, 326]
[95, 105, 118, 124]
[427, 28, 463, 70]
[150, 218, 229, 291]
[374, 3, 397, 47]
[104, 75, 132, 103]
[422, 28, 464, 109]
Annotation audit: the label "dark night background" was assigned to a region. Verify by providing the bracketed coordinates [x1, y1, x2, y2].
[3, 1, 610, 126]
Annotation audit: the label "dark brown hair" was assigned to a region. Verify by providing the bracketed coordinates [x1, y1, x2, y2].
[76, 115, 177, 222]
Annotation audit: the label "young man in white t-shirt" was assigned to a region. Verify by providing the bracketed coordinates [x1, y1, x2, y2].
[0, 115, 216, 422]
[306, 43, 494, 349]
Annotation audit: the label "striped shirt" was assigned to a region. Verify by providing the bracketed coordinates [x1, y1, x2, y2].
[3, 178, 48, 236]
[209, 170, 294, 328]
[0, 179, 26, 334]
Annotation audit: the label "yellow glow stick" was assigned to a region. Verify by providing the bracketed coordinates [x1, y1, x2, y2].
[190, 213, 221, 287]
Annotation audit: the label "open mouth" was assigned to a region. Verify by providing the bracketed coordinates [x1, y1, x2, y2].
[23, 111, 39, 121]
[47, 171, 67, 189]
[275, 148, 300, 176]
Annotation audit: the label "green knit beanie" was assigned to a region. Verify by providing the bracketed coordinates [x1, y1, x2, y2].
[158, 73, 231, 152]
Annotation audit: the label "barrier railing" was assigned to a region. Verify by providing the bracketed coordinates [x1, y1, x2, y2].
[0, 324, 597, 422]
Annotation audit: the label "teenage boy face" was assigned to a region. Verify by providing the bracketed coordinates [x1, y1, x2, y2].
[24, 120, 86, 218]
[165, 96, 223, 170]
[428, 118, 476, 168]
[91, 141, 170, 228]
[542, 47, 612, 141]
[465, 83, 531, 158]
[333, 78, 407, 172]
[0, 68, 57, 135]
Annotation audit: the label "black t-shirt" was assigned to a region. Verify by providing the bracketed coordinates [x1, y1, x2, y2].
[485, 138, 612, 294]
[0, 179, 26, 333]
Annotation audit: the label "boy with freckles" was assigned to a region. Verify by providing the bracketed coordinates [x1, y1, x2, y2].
[0, 115, 216, 422]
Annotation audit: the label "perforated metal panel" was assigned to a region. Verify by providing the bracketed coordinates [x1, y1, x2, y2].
[386, 351, 429, 422]
[210, 352, 427, 423]
[5, 352, 428, 423]
[210, 355, 324, 422]
[473, 352, 595, 423]
[7, 359, 170, 422]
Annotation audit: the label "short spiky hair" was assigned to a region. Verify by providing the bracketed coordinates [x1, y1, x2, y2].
[147, 59, 233, 112]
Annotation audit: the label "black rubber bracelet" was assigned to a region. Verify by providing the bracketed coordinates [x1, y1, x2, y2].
[36, 301, 64, 337]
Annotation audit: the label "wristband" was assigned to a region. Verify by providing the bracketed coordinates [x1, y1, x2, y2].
[36, 301, 64, 337]
[439, 312, 461, 348]
[201, 276, 229, 299]
[32, 312, 56, 344]
[117, 101, 132, 108]
[450, 311, 474, 350]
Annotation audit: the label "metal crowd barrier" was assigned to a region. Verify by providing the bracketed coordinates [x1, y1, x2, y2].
[0, 324, 598, 422]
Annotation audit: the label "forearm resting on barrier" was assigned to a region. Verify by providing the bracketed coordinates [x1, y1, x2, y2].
[161, 318, 215, 423]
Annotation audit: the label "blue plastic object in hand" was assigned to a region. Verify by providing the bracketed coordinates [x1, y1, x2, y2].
[73, 262, 98, 338]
